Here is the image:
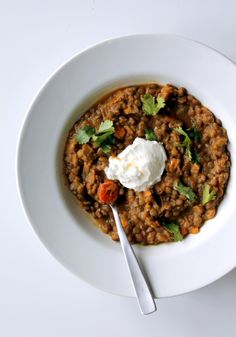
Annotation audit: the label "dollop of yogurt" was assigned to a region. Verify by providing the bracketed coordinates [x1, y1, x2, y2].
[105, 137, 167, 192]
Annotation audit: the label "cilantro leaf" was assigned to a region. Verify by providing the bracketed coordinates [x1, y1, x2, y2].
[107, 134, 116, 145]
[101, 144, 111, 154]
[141, 94, 155, 115]
[186, 146, 192, 161]
[174, 180, 196, 202]
[202, 184, 216, 205]
[141, 94, 165, 116]
[145, 129, 157, 141]
[174, 127, 192, 160]
[92, 130, 114, 147]
[75, 120, 115, 152]
[75, 125, 95, 144]
[192, 149, 200, 164]
[155, 96, 166, 113]
[94, 121, 115, 147]
[98, 120, 114, 134]
[164, 223, 183, 241]
[187, 127, 201, 142]
[101, 135, 115, 154]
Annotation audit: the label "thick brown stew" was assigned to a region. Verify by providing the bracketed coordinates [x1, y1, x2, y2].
[64, 84, 230, 245]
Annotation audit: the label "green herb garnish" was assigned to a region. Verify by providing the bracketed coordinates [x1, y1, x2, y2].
[202, 184, 216, 205]
[101, 144, 112, 154]
[75, 125, 95, 144]
[174, 180, 196, 202]
[100, 134, 115, 153]
[192, 149, 200, 164]
[98, 120, 114, 134]
[75, 120, 115, 153]
[174, 127, 201, 161]
[145, 129, 157, 141]
[174, 127, 192, 160]
[92, 130, 114, 147]
[187, 127, 201, 142]
[164, 223, 183, 242]
[141, 94, 165, 116]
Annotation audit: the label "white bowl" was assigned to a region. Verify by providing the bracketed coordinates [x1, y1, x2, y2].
[17, 35, 236, 298]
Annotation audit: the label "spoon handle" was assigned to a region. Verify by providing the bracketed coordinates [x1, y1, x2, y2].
[110, 205, 156, 315]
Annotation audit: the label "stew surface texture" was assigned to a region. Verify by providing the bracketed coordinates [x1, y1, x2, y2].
[64, 84, 230, 245]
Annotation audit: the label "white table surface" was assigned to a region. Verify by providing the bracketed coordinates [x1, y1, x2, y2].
[1, 1, 236, 336]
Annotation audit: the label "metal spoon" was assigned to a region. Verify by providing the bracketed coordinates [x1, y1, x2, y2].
[110, 204, 157, 315]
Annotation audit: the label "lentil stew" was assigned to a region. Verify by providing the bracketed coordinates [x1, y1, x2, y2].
[64, 84, 230, 245]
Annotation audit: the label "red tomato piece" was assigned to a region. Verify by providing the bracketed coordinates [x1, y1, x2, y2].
[98, 180, 119, 204]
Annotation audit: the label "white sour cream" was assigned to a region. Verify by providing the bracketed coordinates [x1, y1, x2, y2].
[105, 137, 167, 192]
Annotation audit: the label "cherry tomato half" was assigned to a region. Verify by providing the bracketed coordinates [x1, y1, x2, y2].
[98, 180, 119, 204]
